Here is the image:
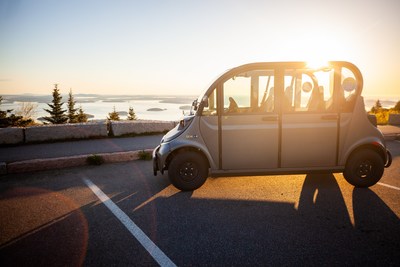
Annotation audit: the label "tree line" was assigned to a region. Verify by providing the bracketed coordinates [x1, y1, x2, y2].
[0, 84, 138, 128]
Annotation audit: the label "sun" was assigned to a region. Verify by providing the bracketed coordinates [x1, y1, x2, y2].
[306, 59, 330, 70]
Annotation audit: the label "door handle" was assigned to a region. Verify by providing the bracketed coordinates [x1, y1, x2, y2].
[262, 116, 278, 121]
[321, 114, 338, 120]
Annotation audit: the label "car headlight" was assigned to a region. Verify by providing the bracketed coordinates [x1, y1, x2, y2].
[162, 115, 194, 143]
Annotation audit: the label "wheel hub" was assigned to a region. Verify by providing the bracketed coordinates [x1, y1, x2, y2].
[179, 162, 199, 181]
[357, 160, 372, 178]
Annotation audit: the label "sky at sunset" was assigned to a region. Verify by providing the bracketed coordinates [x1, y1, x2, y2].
[1, 0, 399, 98]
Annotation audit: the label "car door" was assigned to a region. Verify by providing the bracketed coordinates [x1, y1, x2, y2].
[220, 69, 279, 170]
[280, 69, 338, 168]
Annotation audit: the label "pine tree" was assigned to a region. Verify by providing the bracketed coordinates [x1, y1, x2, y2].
[370, 99, 382, 113]
[127, 106, 137, 120]
[76, 106, 88, 123]
[107, 106, 120, 121]
[67, 89, 78, 123]
[43, 84, 68, 124]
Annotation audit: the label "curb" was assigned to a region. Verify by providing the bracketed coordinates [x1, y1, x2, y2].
[1, 149, 154, 175]
[384, 134, 400, 141]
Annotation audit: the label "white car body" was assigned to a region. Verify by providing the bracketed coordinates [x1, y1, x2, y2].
[153, 62, 392, 191]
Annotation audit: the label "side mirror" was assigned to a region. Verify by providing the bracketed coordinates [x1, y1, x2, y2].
[192, 99, 198, 111]
[202, 96, 209, 108]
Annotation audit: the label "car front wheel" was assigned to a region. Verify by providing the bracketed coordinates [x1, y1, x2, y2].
[343, 149, 384, 187]
[168, 151, 208, 191]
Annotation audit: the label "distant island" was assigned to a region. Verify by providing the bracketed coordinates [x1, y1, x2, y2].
[179, 105, 191, 110]
[147, 108, 167, 112]
[1, 94, 197, 104]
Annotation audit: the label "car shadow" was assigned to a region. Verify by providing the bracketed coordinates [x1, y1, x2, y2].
[1, 163, 398, 266]
[138, 173, 400, 266]
[352, 187, 400, 262]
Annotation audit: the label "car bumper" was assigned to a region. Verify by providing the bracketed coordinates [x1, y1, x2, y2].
[153, 143, 171, 175]
[153, 145, 161, 175]
[385, 149, 392, 168]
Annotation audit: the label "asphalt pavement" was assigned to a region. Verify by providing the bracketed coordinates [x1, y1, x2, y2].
[1, 146, 399, 266]
[0, 134, 163, 163]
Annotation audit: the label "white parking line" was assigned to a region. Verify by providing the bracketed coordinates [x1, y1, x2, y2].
[83, 178, 176, 267]
[378, 182, 400, 191]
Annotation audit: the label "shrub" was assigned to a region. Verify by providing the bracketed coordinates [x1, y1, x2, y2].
[108, 106, 120, 121]
[76, 106, 88, 122]
[127, 106, 138, 120]
[375, 110, 389, 125]
[86, 154, 104, 165]
[138, 150, 152, 160]
[0, 96, 33, 127]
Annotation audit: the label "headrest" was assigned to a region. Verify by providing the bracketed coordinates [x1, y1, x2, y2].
[342, 77, 357, 92]
[302, 82, 313, 93]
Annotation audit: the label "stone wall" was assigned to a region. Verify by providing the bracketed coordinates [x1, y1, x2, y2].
[0, 120, 176, 145]
[110, 120, 177, 136]
[25, 122, 108, 143]
[0, 127, 24, 145]
[388, 114, 400, 125]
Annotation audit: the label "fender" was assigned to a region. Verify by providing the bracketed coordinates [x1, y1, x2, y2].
[340, 137, 388, 166]
[166, 137, 218, 170]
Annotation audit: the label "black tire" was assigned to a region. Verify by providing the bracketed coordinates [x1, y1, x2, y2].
[343, 149, 384, 187]
[168, 151, 208, 191]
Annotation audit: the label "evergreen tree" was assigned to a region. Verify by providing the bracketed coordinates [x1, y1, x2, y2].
[107, 106, 120, 121]
[127, 106, 137, 120]
[76, 106, 88, 123]
[43, 84, 68, 124]
[67, 89, 78, 123]
[370, 99, 382, 113]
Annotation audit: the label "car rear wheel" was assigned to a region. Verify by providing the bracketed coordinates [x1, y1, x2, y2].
[343, 149, 384, 187]
[168, 151, 208, 191]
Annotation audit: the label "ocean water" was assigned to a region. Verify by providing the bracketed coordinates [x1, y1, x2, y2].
[1, 94, 197, 122]
[1, 94, 399, 122]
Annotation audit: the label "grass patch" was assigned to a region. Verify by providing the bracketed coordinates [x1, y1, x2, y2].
[116, 130, 169, 138]
[86, 154, 104, 165]
[138, 150, 152, 160]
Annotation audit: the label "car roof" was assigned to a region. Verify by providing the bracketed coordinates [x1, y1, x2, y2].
[206, 61, 363, 95]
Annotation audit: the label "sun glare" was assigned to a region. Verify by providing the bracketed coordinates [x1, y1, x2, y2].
[306, 59, 330, 70]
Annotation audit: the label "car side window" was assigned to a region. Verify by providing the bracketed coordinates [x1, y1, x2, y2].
[202, 88, 217, 116]
[223, 70, 275, 114]
[258, 75, 275, 113]
[283, 69, 334, 113]
[339, 67, 358, 112]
